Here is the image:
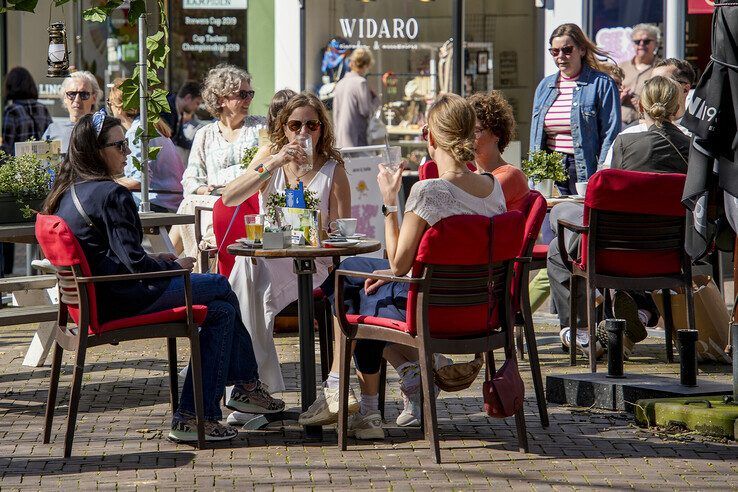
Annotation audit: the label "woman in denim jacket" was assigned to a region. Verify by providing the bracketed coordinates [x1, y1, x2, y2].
[530, 23, 621, 195]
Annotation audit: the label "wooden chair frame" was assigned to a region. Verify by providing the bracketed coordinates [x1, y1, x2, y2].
[44, 267, 206, 457]
[333, 260, 529, 464]
[559, 210, 696, 371]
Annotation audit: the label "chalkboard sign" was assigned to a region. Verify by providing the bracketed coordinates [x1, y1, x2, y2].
[169, 0, 248, 91]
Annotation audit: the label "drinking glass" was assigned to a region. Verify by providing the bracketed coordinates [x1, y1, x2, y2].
[244, 214, 264, 242]
[295, 134, 313, 174]
[383, 146, 402, 172]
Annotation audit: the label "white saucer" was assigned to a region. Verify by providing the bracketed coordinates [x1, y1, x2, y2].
[329, 233, 366, 240]
[323, 239, 360, 248]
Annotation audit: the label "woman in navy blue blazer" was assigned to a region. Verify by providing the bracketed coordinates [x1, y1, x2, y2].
[42, 112, 284, 443]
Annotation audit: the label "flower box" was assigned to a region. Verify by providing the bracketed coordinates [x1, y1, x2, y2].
[0, 195, 43, 224]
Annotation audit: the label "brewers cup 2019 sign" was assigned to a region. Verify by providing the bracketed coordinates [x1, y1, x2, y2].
[169, 0, 248, 89]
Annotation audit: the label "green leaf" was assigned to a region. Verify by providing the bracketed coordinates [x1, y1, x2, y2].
[148, 146, 162, 161]
[146, 31, 169, 69]
[134, 126, 144, 145]
[5, 0, 39, 12]
[54, 0, 72, 6]
[82, 7, 108, 22]
[131, 155, 141, 172]
[120, 78, 140, 111]
[127, 0, 147, 23]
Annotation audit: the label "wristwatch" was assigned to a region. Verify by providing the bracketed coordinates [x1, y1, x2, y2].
[382, 204, 398, 216]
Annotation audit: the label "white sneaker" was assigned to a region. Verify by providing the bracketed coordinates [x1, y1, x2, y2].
[298, 385, 359, 426]
[347, 411, 385, 440]
[396, 389, 421, 427]
[227, 411, 251, 426]
[560, 327, 604, 359]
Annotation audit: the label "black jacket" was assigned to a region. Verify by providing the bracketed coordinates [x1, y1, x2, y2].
[611, 122, 690, 174]
[55, 180, 178, 323]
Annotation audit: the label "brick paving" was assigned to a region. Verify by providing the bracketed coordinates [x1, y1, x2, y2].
[0, 315, 736, 490]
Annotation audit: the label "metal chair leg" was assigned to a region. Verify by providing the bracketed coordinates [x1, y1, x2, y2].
[43, 342, 63, 444]
[337, 332, 351, 451]
[661, 289, 675, 363]
[188, 333, 207, 450]
[63, 344, 87, 458]
[167, 338, 179, 413]
[377, 359, 387, 419]
[418, 344, 440, 464]
[521, 292, 549, 427]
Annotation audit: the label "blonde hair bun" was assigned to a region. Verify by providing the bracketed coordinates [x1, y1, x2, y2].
[640, 76, 680, 125]
[427, 93, 477, 164]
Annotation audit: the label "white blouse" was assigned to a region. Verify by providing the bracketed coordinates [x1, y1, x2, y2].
[404, 176, 507, 226]
[181, 116, 266, 195]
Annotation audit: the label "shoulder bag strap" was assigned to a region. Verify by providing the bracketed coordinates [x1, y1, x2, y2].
[71, 182, 103, 235]
[653, 129, 689, 167]
[216, 204, 242, 255]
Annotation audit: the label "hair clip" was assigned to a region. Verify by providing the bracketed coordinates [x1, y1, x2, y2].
[92, 108, 107, 136]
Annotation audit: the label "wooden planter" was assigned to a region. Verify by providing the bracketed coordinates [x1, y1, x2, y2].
[0, 195, 43, 224]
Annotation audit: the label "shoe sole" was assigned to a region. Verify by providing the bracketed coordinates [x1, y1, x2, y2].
[168, 430, 236, 442]
[396, 416, 420, 427]
[349, 428, 386, 440]
[613, 292, 647, 343]
[225, 400, 285, 415]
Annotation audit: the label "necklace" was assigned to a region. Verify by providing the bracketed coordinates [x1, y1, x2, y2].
[285, 165, 311, 184]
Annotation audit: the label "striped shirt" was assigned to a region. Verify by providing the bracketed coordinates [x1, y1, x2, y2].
[543, 73, 579, 154]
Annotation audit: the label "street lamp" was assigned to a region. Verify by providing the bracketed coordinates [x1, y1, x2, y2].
[47, 22, 70, 78]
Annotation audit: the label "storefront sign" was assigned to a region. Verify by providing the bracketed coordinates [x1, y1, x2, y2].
[688, 0, 715, 14]
[183, 0, 247, 10]
[339, 18, 419, 40]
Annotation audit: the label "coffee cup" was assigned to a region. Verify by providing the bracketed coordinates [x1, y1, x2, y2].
[575, 181, 588, 197]
[330, 218, 358, 237]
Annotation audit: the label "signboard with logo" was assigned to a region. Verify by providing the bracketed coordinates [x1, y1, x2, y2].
[169, 0, 248, 92]
[336, 16, 422, 51]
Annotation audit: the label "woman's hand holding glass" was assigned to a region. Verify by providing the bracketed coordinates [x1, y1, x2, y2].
[377, 163, 405, 206]
[273, 140, 308, 169]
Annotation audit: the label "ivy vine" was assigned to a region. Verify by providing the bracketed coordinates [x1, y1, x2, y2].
[1, 0, 169, 164]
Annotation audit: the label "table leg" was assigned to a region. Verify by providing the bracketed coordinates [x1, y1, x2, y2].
[143, 226, 176, 254]
[294, 258, 322, 440]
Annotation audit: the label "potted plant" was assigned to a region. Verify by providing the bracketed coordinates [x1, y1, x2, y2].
[0, 151, 54, 224]
[522, 150, 567, 198]
[263, 187, 321, 248]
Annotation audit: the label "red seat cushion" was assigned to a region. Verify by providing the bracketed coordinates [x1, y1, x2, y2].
[96, 305, 208, 334]
[346, 314, 409, 333]
[532, 244, 548, 260]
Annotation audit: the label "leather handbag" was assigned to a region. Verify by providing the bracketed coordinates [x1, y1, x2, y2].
[483, 356, 525, 418]
[434, 354, 483, 392]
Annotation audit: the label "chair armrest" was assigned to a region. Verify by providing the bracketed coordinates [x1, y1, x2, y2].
[194, 206, 214, 243]
[556, 220, 588, 273]
[334, 269, 423, 284]
[74, 268, 191, 284]
[515, 256, 532, 264]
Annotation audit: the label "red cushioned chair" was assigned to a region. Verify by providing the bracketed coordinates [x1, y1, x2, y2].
[210, 197, 335, 380]
[334, 212, 529, 463]
[35, 215, 208, 457]
[558, 169, 695, 371]
[418, 160, 477, 180]
[510, 190, 549, 427]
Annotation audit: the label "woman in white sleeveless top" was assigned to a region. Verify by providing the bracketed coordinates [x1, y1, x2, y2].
[222, 93, 351, 398]
[299, 93, 506, 440]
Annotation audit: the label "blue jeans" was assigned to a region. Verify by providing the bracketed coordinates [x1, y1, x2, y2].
[321, 257, 409, 374]
[141, 273, 259, 420]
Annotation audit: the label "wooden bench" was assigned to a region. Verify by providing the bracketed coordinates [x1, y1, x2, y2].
[0, 274, 59, 367]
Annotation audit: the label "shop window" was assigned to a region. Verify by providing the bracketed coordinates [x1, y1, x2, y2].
[589, 0, 664, 64]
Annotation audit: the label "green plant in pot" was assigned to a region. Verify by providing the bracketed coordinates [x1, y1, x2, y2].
[0, 151, 54, 223]
[522, 150, 567, 197]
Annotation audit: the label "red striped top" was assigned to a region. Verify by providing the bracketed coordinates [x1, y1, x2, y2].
[544, 73, 579, 154]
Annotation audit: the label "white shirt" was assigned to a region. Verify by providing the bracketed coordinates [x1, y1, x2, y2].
[181, 116, 266, 194]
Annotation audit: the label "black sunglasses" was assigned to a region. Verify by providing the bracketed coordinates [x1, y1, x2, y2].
[286, 119, 322, 132]
[548, 45, 575, 57]
[633, 39, 654, 46]
[66, 91, 91, 101]
[102, 139, 130, 152]
[232, 90, 255, 100]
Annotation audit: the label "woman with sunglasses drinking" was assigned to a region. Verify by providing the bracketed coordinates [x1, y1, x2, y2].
[221, 92, 351, 408]
[174, 64, 266, 263]
[41, 111, 284, 443]
[618, 24, 662, 126]
[530, 23, 620, 195]
[42, 71, 102, 154]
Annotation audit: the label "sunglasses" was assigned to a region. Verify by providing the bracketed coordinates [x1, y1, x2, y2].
[102, 139, 130, 152]
[66, 91, 91, 101]
[232, 90, 255, 100]
[286, 119, 322, 132]
[421, 125, 429, 141]
[548, 45, 575, 57]
[633, 39, 654, 46]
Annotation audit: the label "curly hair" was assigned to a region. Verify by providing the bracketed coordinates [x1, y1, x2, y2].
[270, 92, 344, 167]
[467, 91, 516, 152]
[201, 64, 252, 117]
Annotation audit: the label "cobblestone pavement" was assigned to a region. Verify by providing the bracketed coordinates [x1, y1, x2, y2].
[0, 315, 736, 490]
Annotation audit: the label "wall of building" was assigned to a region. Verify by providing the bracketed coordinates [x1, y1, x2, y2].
[246, 0, 276, 116]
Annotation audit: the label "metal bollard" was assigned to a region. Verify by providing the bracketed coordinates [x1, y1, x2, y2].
[606, 319, 626, 378]
[678, 329, 699, 387]
[730, 324, 738, 402]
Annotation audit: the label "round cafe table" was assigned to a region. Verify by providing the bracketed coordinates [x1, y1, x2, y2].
[227, 239, 381, 439]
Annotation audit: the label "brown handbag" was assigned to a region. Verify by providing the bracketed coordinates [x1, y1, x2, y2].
[483, 356, 525, 418]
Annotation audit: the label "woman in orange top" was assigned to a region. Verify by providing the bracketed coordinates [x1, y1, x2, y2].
[467, 91, 529, 211]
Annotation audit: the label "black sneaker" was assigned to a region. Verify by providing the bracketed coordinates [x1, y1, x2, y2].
[226, 381, 285, 414]
[168, 418, 237, 442]
[613, 292, 648, 343]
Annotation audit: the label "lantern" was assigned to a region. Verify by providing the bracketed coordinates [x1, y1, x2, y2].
[47, 22, 70, 78]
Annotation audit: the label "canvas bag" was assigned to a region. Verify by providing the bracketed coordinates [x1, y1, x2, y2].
[651, 275, 731, 363]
